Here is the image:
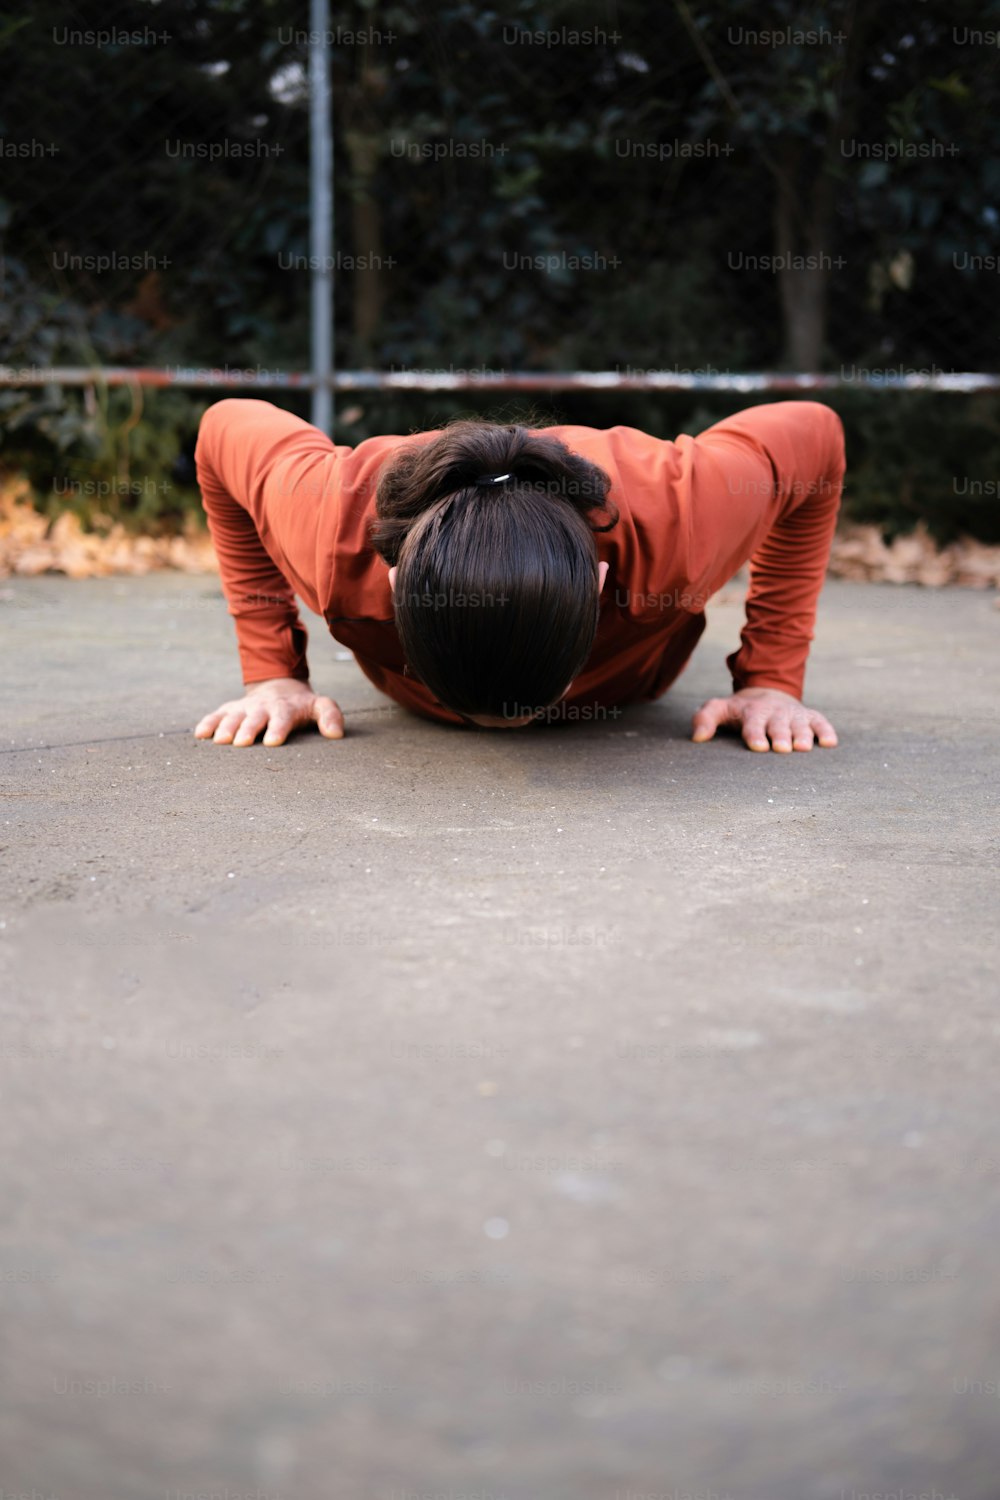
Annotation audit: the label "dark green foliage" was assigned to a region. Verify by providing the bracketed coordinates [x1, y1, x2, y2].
[1, 0, 998, 539]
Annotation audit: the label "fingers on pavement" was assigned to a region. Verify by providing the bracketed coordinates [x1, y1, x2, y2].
[233, 706, 270, 747]
[810, 711, 838, 748]
[312, 696, 345, 740]
[262, 712, 296, 748]
[194, 708, 227, 739]
[691, 697, 734, 743]
[212, 710, 246, 745]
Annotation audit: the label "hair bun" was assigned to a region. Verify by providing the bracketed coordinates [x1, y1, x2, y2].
[372, 420, 616, 566]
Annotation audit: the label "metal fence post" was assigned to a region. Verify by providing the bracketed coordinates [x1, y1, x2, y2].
[309, 0, 333, 434]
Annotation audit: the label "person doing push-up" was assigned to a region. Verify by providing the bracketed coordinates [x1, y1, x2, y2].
[193, 398, 844, 753]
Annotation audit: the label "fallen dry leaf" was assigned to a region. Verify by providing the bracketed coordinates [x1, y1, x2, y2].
[828, 522, 1000, 590]
[0, 475, 217, 579]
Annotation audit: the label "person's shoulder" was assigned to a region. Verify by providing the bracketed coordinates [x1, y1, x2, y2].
[544, 422, 678, 461]
[543, 421, 664, 445]
[331, 429, 442, 507]
[350, 427, 444, 455]
[343, 428, 444, 471]
[544, 424, 681, 500]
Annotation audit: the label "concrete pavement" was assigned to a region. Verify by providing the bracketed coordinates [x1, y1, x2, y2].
[1, 573, 998, 1500]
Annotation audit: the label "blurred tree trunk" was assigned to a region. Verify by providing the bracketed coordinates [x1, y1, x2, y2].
[771, 6, 870, 370]
[773, 143, 836, 371]
[337, 56, 388, 366]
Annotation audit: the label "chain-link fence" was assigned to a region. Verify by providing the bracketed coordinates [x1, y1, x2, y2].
[2, 0, 1000, 540]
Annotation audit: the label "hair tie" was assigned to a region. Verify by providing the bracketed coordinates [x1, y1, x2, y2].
[474, 472, 513, 485]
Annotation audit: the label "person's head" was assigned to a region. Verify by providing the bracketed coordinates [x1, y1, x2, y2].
[371, 419, 617, 726]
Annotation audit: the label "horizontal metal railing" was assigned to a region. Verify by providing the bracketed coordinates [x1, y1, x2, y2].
[1, 367, 998, 393]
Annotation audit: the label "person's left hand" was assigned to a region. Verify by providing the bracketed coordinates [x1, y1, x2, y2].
[691, 687, 838, 753]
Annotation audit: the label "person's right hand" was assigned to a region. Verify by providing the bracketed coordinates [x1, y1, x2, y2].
[194, 677, 344, 747]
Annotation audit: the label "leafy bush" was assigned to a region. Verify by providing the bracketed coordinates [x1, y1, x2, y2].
[2, 0, 998, 543]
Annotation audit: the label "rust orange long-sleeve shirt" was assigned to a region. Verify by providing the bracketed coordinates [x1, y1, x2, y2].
[195, 399, 845, 724]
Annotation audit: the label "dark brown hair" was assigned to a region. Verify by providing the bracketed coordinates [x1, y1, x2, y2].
[371, 419, 617, 718]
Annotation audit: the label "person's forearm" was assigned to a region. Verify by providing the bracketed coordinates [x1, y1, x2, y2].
[724, 405, 846, 699]
[195, 403, 310, 684]
[725, 473, 842, 697]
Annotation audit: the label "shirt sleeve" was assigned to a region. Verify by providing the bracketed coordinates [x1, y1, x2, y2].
[195, 399, 349, 685]
[686, 401, 846, 699]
